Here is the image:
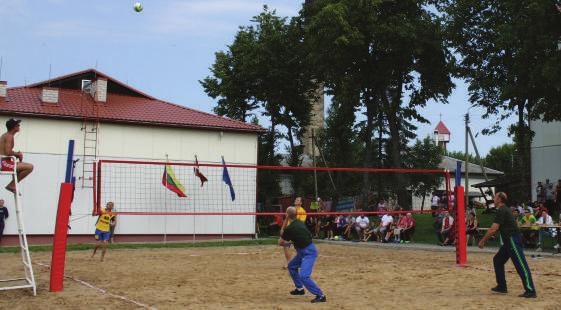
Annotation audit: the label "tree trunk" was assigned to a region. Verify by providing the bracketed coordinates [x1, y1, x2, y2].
[515, 101, 531, 202]
[377, 114, 384, 198]
[286, 123, 297, 166]
[362, 92, 375, 209]
[268, 119, 277, 165]
[384, 83, 408, 209]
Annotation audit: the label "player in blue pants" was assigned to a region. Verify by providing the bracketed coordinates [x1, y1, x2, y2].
[279, 207, 326, 303]
[479, 192, 536, 298]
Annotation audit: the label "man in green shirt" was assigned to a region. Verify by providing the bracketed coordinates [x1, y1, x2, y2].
[279, 207, 326, 303]
[479, 192, 536, 298]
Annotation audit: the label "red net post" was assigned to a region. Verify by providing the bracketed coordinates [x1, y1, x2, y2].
[92, 162, 98, 215]
[455, 186, 467, 266]
[50, 182, 74, 292]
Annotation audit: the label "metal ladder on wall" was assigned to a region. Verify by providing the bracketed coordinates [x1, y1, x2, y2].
[81, 120, 98, 188]
[0, 157, 37, 295]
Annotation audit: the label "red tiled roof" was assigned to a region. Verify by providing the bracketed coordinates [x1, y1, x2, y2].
[434, 121, 450, 135]
[0, 70, 265, 133]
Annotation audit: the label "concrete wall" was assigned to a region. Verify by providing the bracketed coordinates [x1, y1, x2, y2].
[0, 116, 258, 237]
[531, 119, 561, 201]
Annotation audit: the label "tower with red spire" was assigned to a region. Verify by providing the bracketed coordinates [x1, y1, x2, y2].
[433, 120, 450, 151]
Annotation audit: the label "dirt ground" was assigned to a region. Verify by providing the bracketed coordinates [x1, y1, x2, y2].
[0, 243, 559, 310]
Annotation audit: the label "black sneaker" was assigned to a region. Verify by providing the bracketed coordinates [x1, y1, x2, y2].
[311, 295, 326, 303]
[518, 291, 537, 298]
[491, 286, 508, 294]
[290, 288, 305, 295]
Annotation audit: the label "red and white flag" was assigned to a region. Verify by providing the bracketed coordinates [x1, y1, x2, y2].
[194, 155, 208, 187]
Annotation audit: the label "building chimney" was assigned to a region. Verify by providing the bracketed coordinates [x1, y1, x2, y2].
[0, 81, 6, 100]
[41, 87, 59, 104]
[93, 78, 107, 103]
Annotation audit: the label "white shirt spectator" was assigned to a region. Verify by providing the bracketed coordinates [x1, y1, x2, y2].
[380, 214, 393, 227]
[355, 216, 369, 229]
[537, 213, 556, 235]
[431, 195, 440, 207]
[537, 214, 554, 225]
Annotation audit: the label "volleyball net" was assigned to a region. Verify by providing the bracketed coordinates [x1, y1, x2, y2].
[93, 159, 454, 216]
[94, 159, 467, 264]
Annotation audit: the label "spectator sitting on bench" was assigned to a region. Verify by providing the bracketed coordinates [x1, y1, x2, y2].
[374, 213, 394, 243]
[466, 211, 479, 246]
[394, 213, 415, 243]
[320, 215, 335, 240]
[440, 211, 454, 246]
[399, 212, 416, 243]
[362, 222, 377, 242]
[520, 208, 538, 248]
[343, 215, 355, 240]
[354, 214, 370, 240]
[334, 214, 346, 238]
[536, 208, 557, 252]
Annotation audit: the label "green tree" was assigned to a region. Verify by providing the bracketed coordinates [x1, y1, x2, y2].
[200, 29, 260, 122]
[444, 0, 561, 200]
[202, 6, 318, 171]
[445, 150, 479, 165]
[251, 10, 317, 167]
[405, 137, 443, 210]
[317, 94, 361, 199]
[303, 0, 454, 206]
[485, 143, 515, 176]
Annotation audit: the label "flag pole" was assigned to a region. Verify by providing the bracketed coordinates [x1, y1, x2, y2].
[221, 156, 224, 247]
[193, 155, 197, 245]
[164, 154, 168, 245]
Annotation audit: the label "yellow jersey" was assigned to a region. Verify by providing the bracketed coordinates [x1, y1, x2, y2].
[296, 206, 307, 222]
[286, 206, 307, 226]
[95, 210, 115, 232]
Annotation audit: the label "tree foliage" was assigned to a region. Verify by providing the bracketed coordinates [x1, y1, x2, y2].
[302, 0, 454, 206]
[444, 0, 561, 200]
[201, 6, 318, 168]
[405, 137, 444, 202]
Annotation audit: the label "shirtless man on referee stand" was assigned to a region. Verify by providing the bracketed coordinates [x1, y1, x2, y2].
[0, 119, 33, 193]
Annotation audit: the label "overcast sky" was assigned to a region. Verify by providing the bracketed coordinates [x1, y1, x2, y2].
[0, 0, 514, 156]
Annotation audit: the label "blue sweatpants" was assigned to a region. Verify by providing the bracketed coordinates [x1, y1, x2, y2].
[288, 243, 324, 297]
[493, 234, 536, 293]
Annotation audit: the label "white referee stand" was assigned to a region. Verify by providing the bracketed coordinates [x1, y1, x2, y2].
[0, 156, 36, 295]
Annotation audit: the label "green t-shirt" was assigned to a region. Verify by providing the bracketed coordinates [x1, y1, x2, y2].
[519, 215, 538, 230]
[282, 219, 312, 249]
[493, 206, 520, 241]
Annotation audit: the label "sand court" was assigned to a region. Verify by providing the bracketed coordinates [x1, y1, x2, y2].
[0, 243, 559, 309]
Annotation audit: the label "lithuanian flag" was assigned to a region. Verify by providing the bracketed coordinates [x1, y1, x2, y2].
[162, 165, 187, 197]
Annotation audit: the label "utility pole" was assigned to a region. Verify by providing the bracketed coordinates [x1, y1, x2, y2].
[464, 113, 470, 211]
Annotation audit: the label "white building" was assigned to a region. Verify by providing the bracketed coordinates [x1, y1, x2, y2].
[411, 156, 504, 210]
[531, 119, 561, 200]
[0, 69, 264, 244]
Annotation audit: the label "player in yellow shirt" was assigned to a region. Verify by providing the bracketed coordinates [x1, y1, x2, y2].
[282, 197, 307, 264]
[91, 202, 116, 262]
